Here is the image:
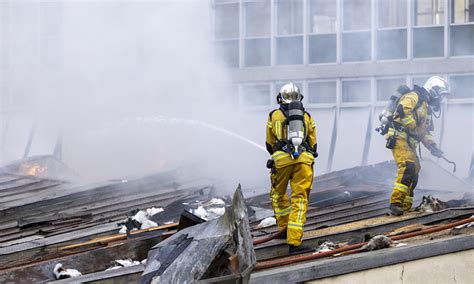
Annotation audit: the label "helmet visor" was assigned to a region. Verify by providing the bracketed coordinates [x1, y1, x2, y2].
[281, 91, 301, 103]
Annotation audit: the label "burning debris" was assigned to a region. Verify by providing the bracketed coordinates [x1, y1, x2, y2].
[117, 207, 164, 233]
[19, 163, 46, 176]
[255, 217, 276, 229]
[414, 195, 449, 213]
[53, 263, 82, 279]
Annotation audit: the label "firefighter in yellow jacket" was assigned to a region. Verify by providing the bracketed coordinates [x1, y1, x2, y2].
[266, 82, 317, 252]
[383, 76, 450, 216]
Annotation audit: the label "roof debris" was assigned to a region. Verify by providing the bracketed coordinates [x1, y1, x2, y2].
[255, 217, 276, 229]
[53, 263, 82, 279]
[414, 195, 450, 213]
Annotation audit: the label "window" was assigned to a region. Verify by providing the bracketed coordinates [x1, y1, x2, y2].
[276, 0, 303, 35]
[415, 0, 444, 26]
[276, 0, 303, 65]
[342, 32, 371, 62]
[412, 75, 431, 86]
[450, 74, 474, 99]
[214, 3, 239, 39]
[343, 0, 371, 31]
[309, 0, 337, 33]
[241, 84, 270, 106]
[309, 34, 337, 63]
[378, 0, 407, 28]
[245, 0, 271, 37]
[450, 24, 474, 56]
[413, 27, 444, 57]
[244, 0, 271, 67]
[215, 40, 239, 68]
[342, 80, 371, 103]
[377, 29, 407, 60]
[308, 81, 337, 104]
[308, 0, 337, 64]
[245, 38, 271, 66]
[276, 36, 303, 65]
[376, 77, 406, 101]
[451, 0, 474, 24]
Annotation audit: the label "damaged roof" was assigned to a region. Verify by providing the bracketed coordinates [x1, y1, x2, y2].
[0, 156, 473, 283]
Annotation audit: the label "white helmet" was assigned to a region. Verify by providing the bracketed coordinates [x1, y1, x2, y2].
[277, 82, 303, 105]
[423, 76, 450, 111]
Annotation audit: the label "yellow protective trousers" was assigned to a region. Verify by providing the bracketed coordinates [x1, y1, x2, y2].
[270, 163, 313, 246]
[390, 137, 421, 211]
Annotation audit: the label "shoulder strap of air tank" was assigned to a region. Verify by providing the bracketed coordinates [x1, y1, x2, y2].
[268, 109, 278, 121]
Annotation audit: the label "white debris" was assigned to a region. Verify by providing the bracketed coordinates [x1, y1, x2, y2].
[164, 221, 174, 225]
[141, 259, 147, 265]
[116, 259, 141, 267]
[146, 207, 164, 217]
[119, 225, 127, 234]
[53, 263, 82, 279]
[105, 259, 142, 271]
[208, 207, 225, 217]
[361, 235, 392, 251]
[454, 215, 474, 229]
[395, 243, 408, 247]
[193, 206, 208, 220]
[204, 198, 226, 206]
[314, 241, 339, 253]
[132, 210, 158, 230]
[256, 217, 277, 229]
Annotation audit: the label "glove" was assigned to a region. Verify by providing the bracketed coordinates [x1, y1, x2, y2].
[266, 159, 274, 169]
[430, 145, 444, 158]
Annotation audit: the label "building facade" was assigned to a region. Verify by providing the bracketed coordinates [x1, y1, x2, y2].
[213, 0, 474, 177]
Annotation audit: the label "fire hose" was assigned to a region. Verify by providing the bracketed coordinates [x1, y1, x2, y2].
[255, 216, 474, 270]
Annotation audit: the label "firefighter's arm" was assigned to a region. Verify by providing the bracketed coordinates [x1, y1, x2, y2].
[266, 116, 276, 155]
[421, 132, 443, 157]
[397, 94, 418, 130]
[307, 117, 318, 157]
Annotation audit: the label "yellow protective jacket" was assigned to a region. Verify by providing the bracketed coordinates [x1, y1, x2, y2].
[390, 90, 436, 149]
[266, 108, 317, 169]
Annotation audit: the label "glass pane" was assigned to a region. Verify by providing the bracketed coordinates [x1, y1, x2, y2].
[343, 0, 371, 31]
[450, 24, 474, 56]
[378, 0, 407, 28]
[413, 27, 444, 57]
[308, 81, 337, 104]
[342, 80, 371, 103]
[40, 2, 62, 37]
[215, 40, 239, 68]
[412, 75, 430, 86]
[451, 0, 474, 24]
[277, 0, 303, 35]
[276, 36, 303, 65]
[215, 4, 239, 39]
[309, 34, 337, 63]
[309, 0, 337, 33]
[245, 0, 271, 37]
[342, 31, 371, 62]
[377, 29, 407, 60]
[450, 74, 474, 99]
[242, 84, 270, 106]
[415, 0, 444, 26]
[376, 77, 406, 101]
[244, 38, 270, 66]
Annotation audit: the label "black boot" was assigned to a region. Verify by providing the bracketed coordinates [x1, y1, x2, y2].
[389, 203, 404, 216]
[288, 243, 314, 253]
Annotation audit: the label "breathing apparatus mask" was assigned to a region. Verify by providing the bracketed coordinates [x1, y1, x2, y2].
[423, 76, 450, 117]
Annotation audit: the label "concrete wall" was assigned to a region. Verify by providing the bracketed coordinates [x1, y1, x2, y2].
[309, 249, 474, 284]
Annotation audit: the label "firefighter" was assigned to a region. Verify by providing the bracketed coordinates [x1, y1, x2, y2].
[265, 82, 317, 252]
[385, 76, 450, 216]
